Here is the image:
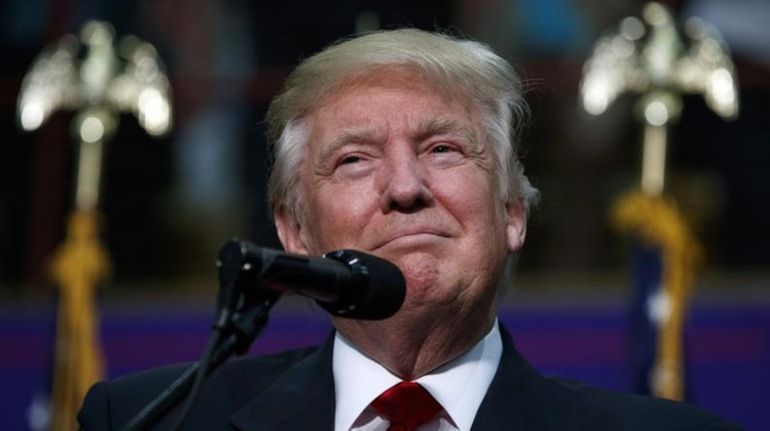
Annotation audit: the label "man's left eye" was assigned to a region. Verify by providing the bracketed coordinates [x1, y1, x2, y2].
[431, 144, 454, 153]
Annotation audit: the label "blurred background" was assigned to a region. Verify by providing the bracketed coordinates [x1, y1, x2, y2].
[1, 0, 768, 430]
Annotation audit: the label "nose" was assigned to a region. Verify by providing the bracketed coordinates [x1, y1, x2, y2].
[378, 146, 433, 213]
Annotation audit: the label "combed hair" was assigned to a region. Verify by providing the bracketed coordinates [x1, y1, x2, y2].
[266, 28, 539, 219]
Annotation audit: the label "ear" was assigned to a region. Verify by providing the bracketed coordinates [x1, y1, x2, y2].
[505, 198, 527, 253]
[274, 204, 310, 255]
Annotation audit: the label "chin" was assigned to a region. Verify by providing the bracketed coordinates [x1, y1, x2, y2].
[392, 249, 438, 271]
[392, 252, 444, 301]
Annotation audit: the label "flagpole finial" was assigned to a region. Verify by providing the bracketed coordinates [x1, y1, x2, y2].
[579, 2, 738, 196]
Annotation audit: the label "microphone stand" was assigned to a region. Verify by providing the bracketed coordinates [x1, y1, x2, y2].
[120, 241, 281, 431]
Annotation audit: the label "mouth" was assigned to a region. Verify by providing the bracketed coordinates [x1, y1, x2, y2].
[372, 229, 451, 250]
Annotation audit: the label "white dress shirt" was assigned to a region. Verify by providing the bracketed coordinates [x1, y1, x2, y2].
[332, 320, 503, 431]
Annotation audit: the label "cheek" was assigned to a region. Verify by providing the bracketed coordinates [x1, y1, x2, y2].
[303, 180, 379, 251]
[438, 171, 500, 218]
[438, 171, 509, 252]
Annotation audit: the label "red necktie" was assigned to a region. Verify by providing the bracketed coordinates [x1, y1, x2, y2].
[371, 381, 443, 431]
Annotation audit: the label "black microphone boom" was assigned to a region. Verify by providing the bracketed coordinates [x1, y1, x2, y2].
[218, 240, 406, 320]
[121, 241, 405, 431]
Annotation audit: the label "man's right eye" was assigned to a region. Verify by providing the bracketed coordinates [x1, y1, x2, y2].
[339, 155, 363, 165]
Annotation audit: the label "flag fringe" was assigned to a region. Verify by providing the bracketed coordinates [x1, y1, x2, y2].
[49, 211, 109, 430]
[612, 191, 700, 401]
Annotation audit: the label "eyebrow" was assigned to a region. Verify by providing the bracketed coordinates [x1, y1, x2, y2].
[316, 127, 382, 167]
[414, 117, 478, 149]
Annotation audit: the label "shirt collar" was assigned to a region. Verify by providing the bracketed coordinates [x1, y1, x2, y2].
[332, 320, 503, 431]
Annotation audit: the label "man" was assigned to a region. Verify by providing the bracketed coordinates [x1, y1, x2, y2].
[78, 29, 741, 430]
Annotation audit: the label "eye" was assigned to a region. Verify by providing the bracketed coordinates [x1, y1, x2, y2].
[423, 141, 466, 167]
[339, 155, 363, 165]
[430, 144, 455, 154]
[332, 152, 375, 178]
[427, 142, 464, 156]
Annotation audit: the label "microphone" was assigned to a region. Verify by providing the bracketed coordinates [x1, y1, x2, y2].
[218, 240, 406, 320]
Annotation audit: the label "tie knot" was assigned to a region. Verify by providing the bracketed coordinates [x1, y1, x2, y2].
[371, 381, 443, 431]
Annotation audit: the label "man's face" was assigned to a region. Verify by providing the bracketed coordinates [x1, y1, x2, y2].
[276, 67, 526, 317]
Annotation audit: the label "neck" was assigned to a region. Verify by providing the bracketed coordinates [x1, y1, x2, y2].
[332, 304, 496, 380]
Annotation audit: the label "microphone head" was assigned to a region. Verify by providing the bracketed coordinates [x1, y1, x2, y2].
[320, 250, 406, 320]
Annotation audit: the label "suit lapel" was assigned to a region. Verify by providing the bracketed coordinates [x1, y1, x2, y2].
[471, 325, 575, 431]
[229, 333, 336, 431]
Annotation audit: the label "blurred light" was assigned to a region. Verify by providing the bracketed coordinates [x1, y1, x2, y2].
[582, 78, 610, 115]
[611, 35, 635, 58]
[620, 17, 646, 41]
[646, 288, 671, 325]
[20, 102, 44, 130]
[80, 116, 105, 143]
[81, 56, 111, 91]
[710, 68, 733, 102]
[136, 55, 159, 82]
[644, 100, 670, 126]
[138, 88, 170, 135]
[701, 39, 721, 62]
[81, 20, 114, 45]
[709, 67, 737, 118]
[643, 2, 668, 27]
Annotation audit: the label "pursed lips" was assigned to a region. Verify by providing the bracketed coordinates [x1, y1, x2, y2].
[371, 227, 452, 250]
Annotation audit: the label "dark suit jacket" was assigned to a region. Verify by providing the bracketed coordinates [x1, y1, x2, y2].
[78, 326, 742, 430]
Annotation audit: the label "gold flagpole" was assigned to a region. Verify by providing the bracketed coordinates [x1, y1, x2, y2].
[579, 2, 738, 400]
[17, 21, 172, 430]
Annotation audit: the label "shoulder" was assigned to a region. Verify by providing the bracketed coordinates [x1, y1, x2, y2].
[491, 325, 741, 431]
[549, 378, 742, 431]
[78, 345, 319, 430]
